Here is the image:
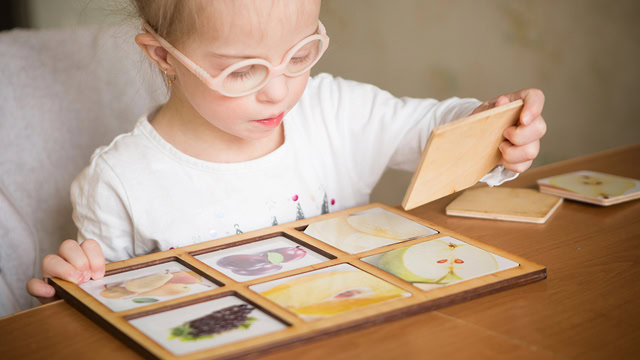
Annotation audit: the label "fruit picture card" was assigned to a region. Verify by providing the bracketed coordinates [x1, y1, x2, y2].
[361, 236, 519, 292]
[250, 263, 411, 321]
[129, 296, 286, 356]
[49, 203, 546, 360]
[79, 261, 219, 312]
[195, 236, 329, 282]
[303, 207, 438, 254]
[537, 170, 640, 206]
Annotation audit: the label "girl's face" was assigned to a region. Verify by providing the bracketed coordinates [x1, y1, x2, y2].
[167, 0, 323, 142]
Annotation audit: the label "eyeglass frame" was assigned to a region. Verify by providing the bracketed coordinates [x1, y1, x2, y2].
[142, 20, 330, 97]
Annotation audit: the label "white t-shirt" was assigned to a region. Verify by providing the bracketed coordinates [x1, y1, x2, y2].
[71, 73, 514, 262]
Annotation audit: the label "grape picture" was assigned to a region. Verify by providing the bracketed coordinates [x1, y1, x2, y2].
[129, 296, 287, 355]
[196, 236, 329, 282]
[170, 304, 256, 342]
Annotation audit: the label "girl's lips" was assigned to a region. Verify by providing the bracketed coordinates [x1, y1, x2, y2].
[253, 112, 284, 129]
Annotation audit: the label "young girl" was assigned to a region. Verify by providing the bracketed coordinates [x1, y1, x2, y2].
[27, 0, 546, 300]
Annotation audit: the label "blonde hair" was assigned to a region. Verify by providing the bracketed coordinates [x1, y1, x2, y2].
[130, 0, 204, 45]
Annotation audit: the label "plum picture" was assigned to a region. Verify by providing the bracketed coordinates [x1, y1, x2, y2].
[216, 246, 307, 276]
[196, 236, 329, 282]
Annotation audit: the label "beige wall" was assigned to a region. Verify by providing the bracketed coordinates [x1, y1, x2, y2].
[22, 0, 640, 204]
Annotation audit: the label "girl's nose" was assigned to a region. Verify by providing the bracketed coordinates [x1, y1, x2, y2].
[256, 74, 288, 104]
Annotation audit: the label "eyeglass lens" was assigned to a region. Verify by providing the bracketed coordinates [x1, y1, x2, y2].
[221, 38, 324, 94]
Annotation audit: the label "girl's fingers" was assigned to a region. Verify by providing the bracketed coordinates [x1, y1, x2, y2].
[41, 254, 85, 284]
[503, 115, 547, 146]
[473, 88, 545, 126]
[26, 278, 57, 303]
[502, 159, 533, 173]
[499, 139, 540, 164]
[495, 95, 510, 107]
[470, 95, 510, 115]
[498, 88, 545, 125]
[517, 88, 545, 125]
[57, 239, 91, 283]
[80, 239, 105, 280]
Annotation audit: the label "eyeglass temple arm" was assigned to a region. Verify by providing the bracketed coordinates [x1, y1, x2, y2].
[141, 22, 216, 85]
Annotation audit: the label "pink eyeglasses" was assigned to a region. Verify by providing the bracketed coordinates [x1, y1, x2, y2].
[142, 21, 330, 97]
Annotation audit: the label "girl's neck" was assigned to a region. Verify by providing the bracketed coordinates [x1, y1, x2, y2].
[149, 92, 285, 163]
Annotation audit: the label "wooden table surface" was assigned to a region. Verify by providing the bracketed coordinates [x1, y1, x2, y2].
[1, 144, 639, 359]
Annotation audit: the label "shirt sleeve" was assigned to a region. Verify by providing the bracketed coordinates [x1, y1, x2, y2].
[306, 73, 483, 194]
[70, 153, 135, 263]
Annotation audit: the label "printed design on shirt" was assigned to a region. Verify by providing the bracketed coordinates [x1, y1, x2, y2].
[319, 190, 336, 215]
[265, 188, 338, 225]
[321, 193, 329, 214]
[295, 202, 305, 220]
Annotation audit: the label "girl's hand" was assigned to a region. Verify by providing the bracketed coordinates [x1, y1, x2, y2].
[26, 239, 105, 304]
[472, 88, 547, 173]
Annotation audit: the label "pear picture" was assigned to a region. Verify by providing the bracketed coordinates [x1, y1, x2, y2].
[548, 172, 636, 199]
[304, 207, 437, 254]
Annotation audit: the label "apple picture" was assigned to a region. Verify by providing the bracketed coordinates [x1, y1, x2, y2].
[361, 237, 519, 289]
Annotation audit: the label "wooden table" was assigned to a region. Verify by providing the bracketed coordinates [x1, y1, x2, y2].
[1, 144, 639, 359]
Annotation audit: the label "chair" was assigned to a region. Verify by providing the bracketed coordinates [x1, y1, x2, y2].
[0, 24, 165, 317]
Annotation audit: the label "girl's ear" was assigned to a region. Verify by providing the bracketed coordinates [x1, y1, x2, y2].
[135, 33, 176, 75]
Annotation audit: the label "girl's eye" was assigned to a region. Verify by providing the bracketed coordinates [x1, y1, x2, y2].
[290, 53, 312, 65]
[228, 66, 254, 80]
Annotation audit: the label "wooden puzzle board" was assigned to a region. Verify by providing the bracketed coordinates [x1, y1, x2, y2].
[403, 100, 524, 210]
[50, 203, 546, 360]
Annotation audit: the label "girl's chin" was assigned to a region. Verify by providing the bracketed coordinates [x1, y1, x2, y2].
[237, 123, 284, 142]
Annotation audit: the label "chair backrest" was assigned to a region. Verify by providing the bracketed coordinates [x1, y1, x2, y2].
[0, 24, 166, 317]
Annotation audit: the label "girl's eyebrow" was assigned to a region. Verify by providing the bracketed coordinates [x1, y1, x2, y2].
[206, 24, 321, 60]
[209, 53, 257, 60]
